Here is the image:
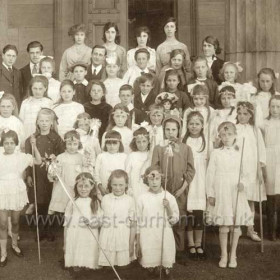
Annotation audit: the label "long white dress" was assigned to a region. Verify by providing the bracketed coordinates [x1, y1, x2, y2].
[48, 152, 83, 213]
[94, 152, 127, 190]
[19, 97, 53, 140]
[125, 151, 150, 202]
[263, 119, 280, 195]
[99, 193, 135, 266]
[0, 115, 25, 150]
[0, 152, 32, 211]
[186, 137, 207, 211]
[236, 124, 266, 201]
[53, 102, 84, 138]
[64, 198, 102, 269]
[206, 147, 253, 226]
[137, 190, 179, 268]
[103, 78, 123, 107]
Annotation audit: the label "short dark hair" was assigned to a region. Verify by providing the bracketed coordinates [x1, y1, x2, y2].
[27, 41, 43, 52]
[134, 48, 150, 61]
[3, 45, 18, 55]
[202, 35, 222, 55]
[119, 84, 133, 95]
[103, 130, 124, 153]
[92, 45, 107, 56]
[135, 26, 151, 46]
[137, 73, 155, 86]
[102, 22, 121, 44]
[0, 130, 19, 146]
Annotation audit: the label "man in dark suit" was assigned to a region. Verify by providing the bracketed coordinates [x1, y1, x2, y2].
[85, 45, 107, 82]
[0, 45, 22, 106]
[20, 41, 43, 99]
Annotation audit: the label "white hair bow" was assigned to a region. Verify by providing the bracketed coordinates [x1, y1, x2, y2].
[187, 81, 205, 96]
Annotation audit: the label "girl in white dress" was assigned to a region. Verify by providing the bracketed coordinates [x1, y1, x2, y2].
[0, 93, 24, 151]
[182, 111, 207, 260]
[74, 113, 101, 175]
[236, 102, 266, 242]
[102, 104, 133, 154]
[19, 75, 53, 141]
[263, 95, 280, 241]
[148, 104, 165, 155]
[251, 68, 279, 129]
[48, 130, 84, 214]
[137, 167, 179, 279]
[64, 172, 102, 270]
[212, 85, 237, 148]
[99, 170, 136, 267]
[206, 122, 253, 268]
[125, 127, 150, 202]
[182, 84, 215, 142]
[95, 130, 127, 195]
[0, 130, 41, 266]
[53, 80, 84, 138]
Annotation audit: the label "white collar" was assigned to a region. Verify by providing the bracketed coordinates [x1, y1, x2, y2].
[92, 64, 102, 72]
[2, 62, 11, 70]
[127, 103, 134, 111]
[136, 66, 149, 73]
[73, 79, 88, 86]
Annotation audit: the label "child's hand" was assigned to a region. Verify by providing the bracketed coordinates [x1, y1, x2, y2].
[30, 134, 36, 146]
[26, 176, 33, 188]
[237, 182, 244, 192]
[80, 216, 90, 226]
[208, 197, 215, 206]
[174, 187, 185, 198]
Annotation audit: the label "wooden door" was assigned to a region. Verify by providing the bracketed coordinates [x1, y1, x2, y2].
[82, 0, 128, 49]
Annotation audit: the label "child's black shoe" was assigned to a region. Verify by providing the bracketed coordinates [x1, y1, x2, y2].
[196, 246, 206, 260]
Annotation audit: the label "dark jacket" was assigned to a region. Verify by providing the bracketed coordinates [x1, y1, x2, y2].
[20, 64, 32, 99]
[85, 64, 107, 82]
[211, 56, 224, 85]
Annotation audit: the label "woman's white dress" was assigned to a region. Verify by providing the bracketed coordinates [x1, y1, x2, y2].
[64, 198, 102, 269]
[137, 190, 179, 268]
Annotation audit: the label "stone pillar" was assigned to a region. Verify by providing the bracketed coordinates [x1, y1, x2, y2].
[225, 0, 280, 85]
[0, 0, 8, 52]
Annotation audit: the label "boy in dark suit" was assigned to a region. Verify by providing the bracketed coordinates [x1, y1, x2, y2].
[85, 45, 107, 82]
[0, 45, 22, 106]
[20, 41, 44, 98]
[134, 73, 158, 121]
[119, 84, 146, 125]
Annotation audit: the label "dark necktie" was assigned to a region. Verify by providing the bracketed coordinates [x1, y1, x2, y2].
[32, 64, 38, 75]
[8, 67, 13, 73]
[93, 68, 97, 77]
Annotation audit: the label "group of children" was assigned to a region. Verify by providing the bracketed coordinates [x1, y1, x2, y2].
[0, 22, 280, 280]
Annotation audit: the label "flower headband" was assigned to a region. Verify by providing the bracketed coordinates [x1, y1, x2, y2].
[236, 102, 254, 114]
[65, 136, 80, 143]
[144, 170, 163, 180]
[105, 137, 121, 142]
[218, 122, 236, 133]
[112, 110, 129, 117]
[76, 175, 95, 186]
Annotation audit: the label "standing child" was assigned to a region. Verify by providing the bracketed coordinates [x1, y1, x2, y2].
[126, 127, 151, 201]
[25, 108, 64, 239]
[75, 112, 101, 174]
[182, 111, 207, 260]
[19, 75, 53, 141]
[187, 56, 219, 108]
[219, 62, 257, 103]
[182, 84, 214, 139]
[0, 93, 24, 151]
[95, 130, 127, 195]
[0, 130, 41, 267]
[48, 130, 84, 214]
[148, 104, 165, 154]
[64, 172, 102, 270]
[59, 24, 91, 81]
[164, 69, 191, 116]
[211, 85, 237, 148]
[102, 104, 133, 153]
[98, 170, 136, 268]
[83, 80, 112, 143]
[235, 102, 266, 242]
[263, 95, 280, 241]
[152, 115, 195, 264]
[137, 167, 179, 279]
[206, 122, 253, 268]
[40, 56, 61, 103]
[118, 84, 146, 128]
[53, 80, 84, 138]
[70, 62, 90, 105]
[103, 56, 124, 107]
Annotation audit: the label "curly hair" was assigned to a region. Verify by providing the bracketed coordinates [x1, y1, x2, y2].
[202, 35, 222, 55]
[102, 22, 121, 44]
[68, 23, 87, 38]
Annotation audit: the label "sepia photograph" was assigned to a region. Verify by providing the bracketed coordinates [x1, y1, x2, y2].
[0, 0, 280, 279]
